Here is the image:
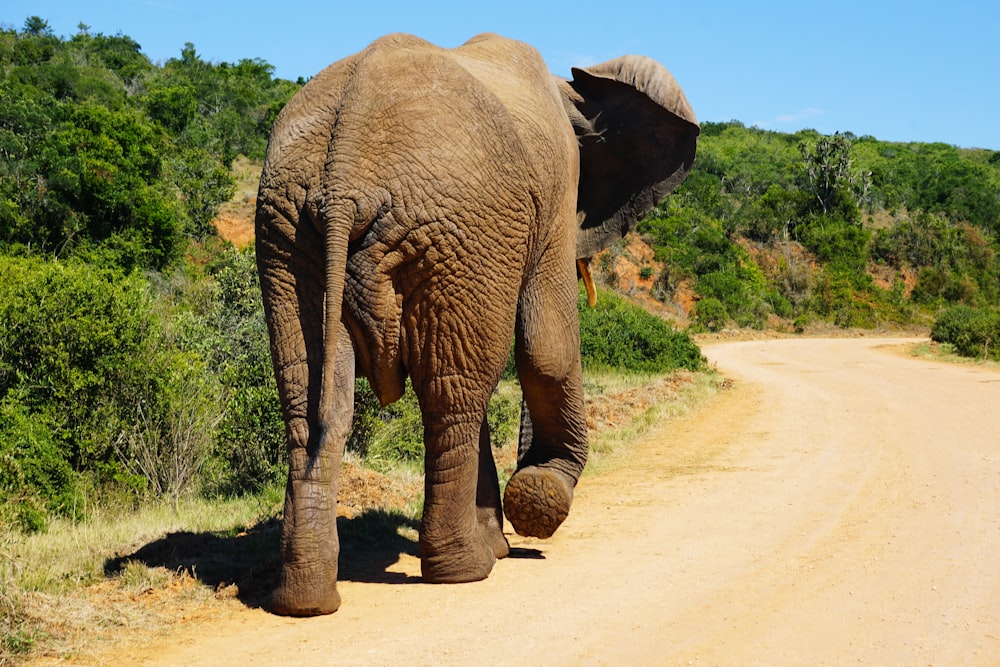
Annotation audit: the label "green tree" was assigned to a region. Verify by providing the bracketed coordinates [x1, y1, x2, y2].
[0, 257, 154, 519]
[23, 16, 52, 37]
[799, 132, 870, 219]
[165, 147, 235, 238]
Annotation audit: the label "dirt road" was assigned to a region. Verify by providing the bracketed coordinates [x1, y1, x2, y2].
[116, 338, 1000, 666]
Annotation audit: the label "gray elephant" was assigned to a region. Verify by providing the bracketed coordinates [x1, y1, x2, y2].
[255, 32, 698, 616]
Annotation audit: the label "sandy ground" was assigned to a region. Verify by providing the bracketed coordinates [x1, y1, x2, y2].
[96, 337, 1000, 666]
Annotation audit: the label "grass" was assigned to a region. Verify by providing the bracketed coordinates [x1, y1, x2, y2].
[0, 491, 284, 665]
[583, 370, 725, 475]
[4, 489, 283, 594]
[1, 367, 720, 665]
[906, 339, 1000, 370]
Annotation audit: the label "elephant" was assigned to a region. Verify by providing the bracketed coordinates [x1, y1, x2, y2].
[254, 32, 698, 616]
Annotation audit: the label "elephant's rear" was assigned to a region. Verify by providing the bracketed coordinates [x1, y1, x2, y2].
[298, 36, 576, 407]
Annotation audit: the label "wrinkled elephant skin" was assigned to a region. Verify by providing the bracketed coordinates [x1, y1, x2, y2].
[255, 32, 698, 616]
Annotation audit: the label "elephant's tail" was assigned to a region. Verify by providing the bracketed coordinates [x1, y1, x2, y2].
[317, 202, 356, 441]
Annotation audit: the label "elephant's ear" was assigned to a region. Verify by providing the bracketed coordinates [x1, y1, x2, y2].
[561, 56, 699, 259]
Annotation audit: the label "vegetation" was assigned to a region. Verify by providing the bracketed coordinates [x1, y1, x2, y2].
[0, 17, 298, 269]
[640, 122, 1000, 335]
[578, 286, 704, 373]
[3, 13, 1000, 664]
[930, 305, 1000, 360]
[0, 17, 708, 540]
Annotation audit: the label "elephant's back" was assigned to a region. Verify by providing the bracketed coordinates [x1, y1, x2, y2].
[337, 35, 576, 250]
[259, 34, 574, 250]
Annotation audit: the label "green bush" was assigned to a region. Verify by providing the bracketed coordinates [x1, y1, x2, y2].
[485, 388, 520, 448]
[199, 247, 285, 495]
[578, 286, 705, 373]
[346, 378, 520, 471]
[931, 305, 977, 345]
[931, 306, 1000, 359]
[801, 219, 871, 271]
[692, 297, 729, 332]
[811, 268, 883, 329]
[696, 269, 771, 329]
[0, 399, 75, 531]
[112, 346, 225, 509]
[0, 252, 282, 520]
[0, 257, 151, 467]
[0, 256, 158, 527]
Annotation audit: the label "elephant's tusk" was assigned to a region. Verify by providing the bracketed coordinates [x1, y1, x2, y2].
[577, 257, 597, 307]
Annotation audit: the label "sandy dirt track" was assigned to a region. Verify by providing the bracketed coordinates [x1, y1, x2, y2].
[111, 337, 1000, 666]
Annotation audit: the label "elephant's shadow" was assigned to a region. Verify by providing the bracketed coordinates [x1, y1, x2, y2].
[103, 509, 423, 609]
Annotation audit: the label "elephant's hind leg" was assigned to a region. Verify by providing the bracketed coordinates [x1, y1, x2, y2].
[408, 313, 513, 581]
[259, 227, 354, 615]
[420, 411, 509, 579]
[476, 415, 510, 558]
[268, 323, 354, 616]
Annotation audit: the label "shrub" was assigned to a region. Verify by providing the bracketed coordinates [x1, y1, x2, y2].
[0, 399, 75, 531]
[0, 257, 188, 528]
[578, 286, 705, 373]
[696, 269, 771, 329]
[692, 297, 729, 332]
[199, 247, 285, 495]
[0, 254, 262, 519]
[801, 218, 871, 271]
[112, 348, 225, 509]
[930, 305, 977, 346]
[931, 306, 1000, 359]
[0, 257, 152, 478]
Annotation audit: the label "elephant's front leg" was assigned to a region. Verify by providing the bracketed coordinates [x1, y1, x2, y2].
[503, 256, 589, 539]
[503, 371, 588, 539]
[419, 409, 500, 582]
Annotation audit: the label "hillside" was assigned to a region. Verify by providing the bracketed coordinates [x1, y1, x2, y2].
[6, 18, 1000, 663]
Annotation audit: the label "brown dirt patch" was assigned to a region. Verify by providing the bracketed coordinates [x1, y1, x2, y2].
[213, 157, 259, 249]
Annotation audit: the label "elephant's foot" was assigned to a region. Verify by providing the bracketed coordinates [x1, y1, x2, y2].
[477, 506, 510, 559]
[502, 466, 574, 539]
[269, 567, 341, 617]
[420, 531, 497, 583]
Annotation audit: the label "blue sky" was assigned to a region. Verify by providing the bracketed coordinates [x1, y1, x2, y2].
[5, 1, 998, 149]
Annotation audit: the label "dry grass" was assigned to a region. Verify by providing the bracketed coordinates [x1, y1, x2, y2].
[1, 493, 283, 665]
[583, 370, 725, 474]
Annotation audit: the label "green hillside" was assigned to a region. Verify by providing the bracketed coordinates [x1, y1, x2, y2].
[640, 122, 1000, 332]
[2, 15, 999, 536]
